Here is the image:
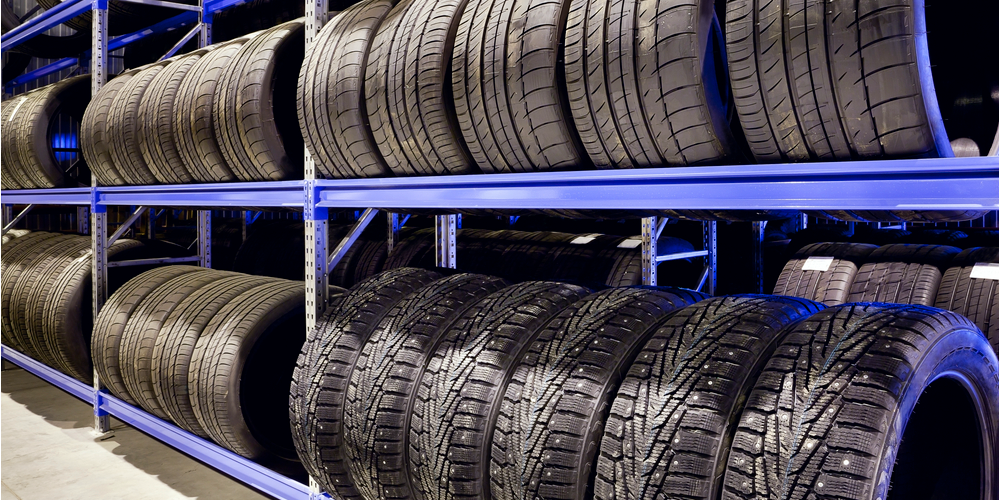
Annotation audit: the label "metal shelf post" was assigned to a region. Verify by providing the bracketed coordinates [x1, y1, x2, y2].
[197, 210, 211, 268]
[435, 215, 457, 269]
[752, 221, 765, 293]
[641, 217, 659, 286]
[703, 222, 717, 295]
[90, 0, 111, 435]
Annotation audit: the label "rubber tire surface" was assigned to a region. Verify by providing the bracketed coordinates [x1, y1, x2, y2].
[108, 63, 167, 185]
[490, 287, 706, 500]
[595, 295, 824, 500]
[720, 304, 999, 500]
[294, 268, 444, 498]
[773, 242, 878, 305]
[154, 273, 278, 437]
[82, 70, 138, 186]
[934, 246, 999, 353]
[847, 244, 961, 305]
[410, 281, 593, 500]
[92, 266, 204, 405]
[298, 0, 393, 179]
[344, 274, 511, 500]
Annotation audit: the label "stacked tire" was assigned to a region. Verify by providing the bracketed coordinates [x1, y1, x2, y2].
[292, 268, 999, 499]
[1, 76, 91, 189]
[0, 231, 143, 382]
[90, 266, 329, 467]
[775, 241, 999, 352]
[81, 20, 306, 186]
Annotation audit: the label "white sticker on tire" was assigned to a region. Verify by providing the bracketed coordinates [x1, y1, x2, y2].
[571, 236, 597, 245]
[7, 97, 27, 122]
[802, 256, 835, 272]
[617, 239, 642, 249]
[970, 263, 999, 280]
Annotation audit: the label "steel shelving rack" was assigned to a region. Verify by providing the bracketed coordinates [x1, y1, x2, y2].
[2, 0, 999, 498]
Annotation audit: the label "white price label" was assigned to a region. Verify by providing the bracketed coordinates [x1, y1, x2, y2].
[970, 263, 999, 280]
[571, 236, 597, 245]
[802, 256, 835, 272]
[8, 97, 26, 122]
[617, 239, 642, 249]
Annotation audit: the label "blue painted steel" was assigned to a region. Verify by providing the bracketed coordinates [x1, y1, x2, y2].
[97, 181, 307, 208]
[0, 187, 92, 206]
[1, 344, 332, 500]
[313, 156, 999, 210]
[203, 0, 248, 14]
[4, 11, 199, 89]
[1, 0, 92, 52]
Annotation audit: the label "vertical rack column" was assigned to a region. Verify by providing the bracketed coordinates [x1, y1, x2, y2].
[304, 0, 330, 338]
[435, 215, 457, 269]
[703, 221, 717, 295]
[197, 210, 211, 268]
[641, 216, 659, 286]
[90, 0, 111, 435]
[752, 221, 765, 293]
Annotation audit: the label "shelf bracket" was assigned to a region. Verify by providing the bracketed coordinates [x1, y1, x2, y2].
[702, 221, 717, 295]
[328, 208, 378, 270]
[107, 206, 147, 247]
[1, 204, 35, 236]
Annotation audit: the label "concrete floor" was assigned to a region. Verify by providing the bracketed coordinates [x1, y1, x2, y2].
[1, 366, 268, 500]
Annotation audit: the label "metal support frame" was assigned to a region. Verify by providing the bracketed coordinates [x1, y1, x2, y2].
[108, 206, 147, 246]
[641, 217, 658, 286]
[701, 222, 717, 295]
[77, 207, 90, 234]
[90, 0, 111, 435]
[752, 221, 765, 294]
[2, 205, 12, 227]
[328, 208, 379, 270]
[435, 215, 457, 269]
[197, 210, 211, 268]
[1, 204, 35, 236]
[160, 23, 202, 61]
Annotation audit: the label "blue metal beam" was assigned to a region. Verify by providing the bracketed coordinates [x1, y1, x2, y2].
[4, 11, 199, 89]
[0, 344, 332, 500]
[97, 180, 307, 208]
[203, 0, 248, 15]
[1, 0, 92, 53]
[0, 187, 92, 206]
[313, 156, 999, 210]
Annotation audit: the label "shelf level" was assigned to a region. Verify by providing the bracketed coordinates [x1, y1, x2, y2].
[0, 344, 331, 500]
[315, 156, 999, 210]
[1, 157, 996, 211]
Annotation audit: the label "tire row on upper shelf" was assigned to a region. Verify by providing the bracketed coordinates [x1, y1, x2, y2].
[3, 0, 998, 221]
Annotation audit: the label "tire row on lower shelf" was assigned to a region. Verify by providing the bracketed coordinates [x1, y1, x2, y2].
[4, 225, 999, 498]
[291, 266, 999, 500]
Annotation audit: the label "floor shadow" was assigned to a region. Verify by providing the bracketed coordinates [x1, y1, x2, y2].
[3, 367, 286, 500]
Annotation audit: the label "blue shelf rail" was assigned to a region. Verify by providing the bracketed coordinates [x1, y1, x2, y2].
[0, 344, 332, 500]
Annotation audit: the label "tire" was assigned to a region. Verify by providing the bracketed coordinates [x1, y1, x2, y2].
[410, 281, 593, 500]
[566, 0, 733, 168]
[721, 304, 999, 500]
[82, 70, 138, 186]
[773, 242, 879, 305]
[490, 287, 705, 500]
[453, 0, 585, 173]
[189, 280, 306, 463]
[139, 50, 211, 184]
[0, 232, 67, 350]
[343, 273, 511, 500]
[13, 236, 92, 366]
[388, 0, 476, 176]
[38, 238, 145, 383]
[365, 0, 421, 176]
[12, 76, 90, 188]
[595, 295, 824, 500]
[1, 95, 30, 189]
[383, 228, 437, 270]
[119, 270, 226, 418]
[109, 63, 168, 185]
[726, 0, 998, 162]
[174, 37, 253, 183]
[214, 20, 305, 181]
[934, 247, 999, 353]
[299, 0, 395, 179]
[154, 273, 278, 437]
[92, 266, 205, 405]
[296, 268, 444, 497]
[352, 240, 389, 285]
[847, 243, 961, 305]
